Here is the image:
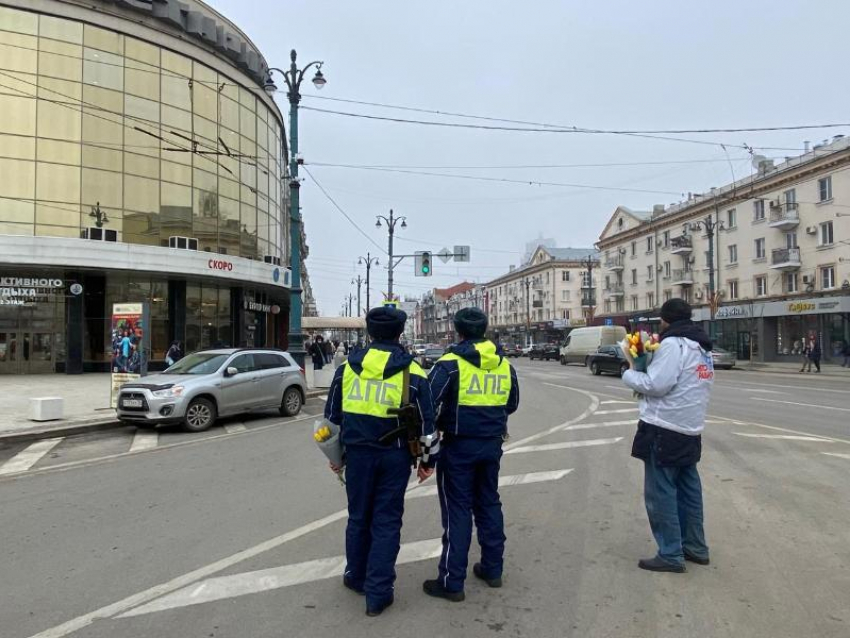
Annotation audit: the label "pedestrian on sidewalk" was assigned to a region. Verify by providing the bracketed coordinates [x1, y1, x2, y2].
[323, 338, 335, 364]
[423, 308, 520, 602]
[800, 332, 821, 373]
[621, 298, 714, 573]
[333, 341, 346, 368]
[842, 341, 850, 368]
[311, 335, 325, 371]
[165, 341, 183, 367]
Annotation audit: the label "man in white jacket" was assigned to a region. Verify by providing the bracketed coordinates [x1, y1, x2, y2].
[622, 298, 714, 573]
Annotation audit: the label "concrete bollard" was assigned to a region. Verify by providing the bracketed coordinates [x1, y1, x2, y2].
[29, 397, 64, 422]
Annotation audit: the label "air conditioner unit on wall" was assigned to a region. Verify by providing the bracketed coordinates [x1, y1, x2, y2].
[168, 236, 199, 250]
[805, 226, 818, 235]
[694, 290, 704, 299]
[802, 275, 813, 284]
[81, 227, 117, 242]
[770, 198, 782, 209]
[657, 265, 664, 272]
[263, 255, 282, 266]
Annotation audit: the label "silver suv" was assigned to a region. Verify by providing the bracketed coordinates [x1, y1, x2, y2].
[116, 348, 307, 432]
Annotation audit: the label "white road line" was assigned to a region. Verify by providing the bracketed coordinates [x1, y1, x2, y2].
[503, 384, 600, 452]
[593, 408, 638, 415]
[407, 469, 573, 500]
[224, 423, 247, 434]
[708, 415, 850, 446]
[564, 420, 635, 430]
[128, 430, 159, 453]
[604, 385, 631, 392]
[119, 538, 444, 618]
[600, 400, 634, 405]
[506, 437, 624, 455]
[732, 432, 834, 443]
[723, 387, 782, 394]
[823, 452, 850, 460]
[0, 438, 63, 476]
[749, 398, 850, 412]
[715, 380, 850, 395]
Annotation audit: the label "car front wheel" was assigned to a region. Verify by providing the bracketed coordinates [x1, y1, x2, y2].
[183, 397, 217, 432]
[280, 386, 303, 416]
[591, 362, 601, 376]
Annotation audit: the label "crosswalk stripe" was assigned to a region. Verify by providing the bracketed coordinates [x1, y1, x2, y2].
[732, 432, 833, 443]
[407, 469, 573, 499]
[593, 408, 638, 415]
[224, 423, 247, 434]
[119, 538, 444, 617]
[564, 420, 634, 430]
[506, 437, 624, 455]
[129, 430, 159, 453]
[600, 400, 634, 405]
[0, 438, 63, 476]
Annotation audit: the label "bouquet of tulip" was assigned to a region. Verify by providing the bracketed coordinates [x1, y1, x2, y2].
[620, 331, 661, 373]
[313, 418, 345, 485]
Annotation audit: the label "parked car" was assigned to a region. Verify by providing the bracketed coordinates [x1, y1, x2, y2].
[419, 347, 445, 369]
[587, 345, 630, 377]
[502, 343, 523, 358]
[412, 340, 427, 356]
[529, 343, 560, 361]
[116, 348, 306, 432]
[711, 346, 736, 370]
[521, 344, 534, 357]
[560, 326, 627, 366]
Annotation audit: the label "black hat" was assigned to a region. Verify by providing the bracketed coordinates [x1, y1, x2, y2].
[454, 307, 488, 339]
[366, 306, 407, 340]
[660, 298, 692, 324]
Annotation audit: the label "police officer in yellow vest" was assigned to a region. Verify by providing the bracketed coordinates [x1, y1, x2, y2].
[324, 306, 438, 616]
[423, 308, 519, 602]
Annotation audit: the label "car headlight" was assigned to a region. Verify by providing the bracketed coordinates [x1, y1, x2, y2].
[152, 385, 184, 398]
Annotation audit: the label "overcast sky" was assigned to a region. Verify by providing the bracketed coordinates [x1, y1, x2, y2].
[211, 0, 850, 315]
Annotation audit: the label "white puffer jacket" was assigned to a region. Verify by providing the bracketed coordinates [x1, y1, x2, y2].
[621, 336, 714, 435]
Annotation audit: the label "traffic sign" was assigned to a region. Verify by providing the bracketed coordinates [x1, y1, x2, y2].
[437, 248, 452, 263]
[604, 317, 613, 326]
[453, 245, 470, 262]
[415, 251, 433, 277]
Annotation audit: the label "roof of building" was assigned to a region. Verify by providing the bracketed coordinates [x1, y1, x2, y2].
[434, 281, 477, 299]
[545, 247, 600, 260]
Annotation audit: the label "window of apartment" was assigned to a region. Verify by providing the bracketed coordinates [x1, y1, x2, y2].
[630, 295, 638, 311]
[726, 208, 737, 228]
[728, 279, 739, 300]
[647, 265, 654, 281]
[646, 236, 654, 253]
[646, 292, 654, 308]
[605, 275, 611, 289]
[604, 300, 611, 313]
[631, 268, 637, 285]
[662, 230, 670, 248]
[663, 289, 672, 302]
[728, 244, 738, 264]
[615, 299, 624, 313]
[784, 188, 797, 207]
[664, 261, 671, 278]
[561, 270, 570, 282]
[785, 232, 798, 249]
[545, 271, 550, 284]
[821, 265, 836, 290]
[630, 241, 637, 257]
[785, 272, 798, 294]
[820, 221, 834, 246]
[818, 176, 833, 202]
[754, 238, 766, 259]
[562, 309, 570, 320]
[561, 290, 570, 301]
[755, 275, 767, 297]
[753, 199, 765, 221]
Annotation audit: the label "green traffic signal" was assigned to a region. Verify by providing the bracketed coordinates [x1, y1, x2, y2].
[421, 251, 432, 275]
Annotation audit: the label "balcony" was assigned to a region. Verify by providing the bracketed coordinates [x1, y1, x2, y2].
[671, 268, 694, 286]
[532, 300, 543, 308]
[770, 247, 801, 271]
[604, 285, 624, 298]
[670, 235, 693, 256]
[580, 278, 593, 289]
[581, 295, 596, 308]
[605, 257, 624, 272]
[768, 203, 800, 230]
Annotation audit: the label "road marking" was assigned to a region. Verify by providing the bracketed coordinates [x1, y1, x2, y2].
[749, 398, 850, 412]
[732, 432, 834, 443]
[119, 538, 444, 618]
[724, 387, 782, 394]
[564, 420, 634, 430]
[715, 380, 850, 395]
[506, 437, 623, 455]
[224, 423, 247, 434]
[604, 385, 631, 392]
[128, 430, 159, 453]
[600, 400, 634, 405]
[593, 408, 638, 415]
[708, 415, 850, 446]
[318, 395, 328, 401]
[0, 438, 63, 476]
[26, 385, 601, 638]
[408, 469, 573, 499]
[823, 452, 850, 460]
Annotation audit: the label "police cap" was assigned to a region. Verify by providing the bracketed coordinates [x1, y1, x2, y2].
[366, 306, 407, 340]
[454, 307, 488, 339]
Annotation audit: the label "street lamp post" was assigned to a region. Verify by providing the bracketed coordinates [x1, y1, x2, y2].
[358, 253, 380, 314]
[264, 49, 326, 368]
[689, 210, 726, 323]
[581, 254, 597, 326]
[524, 277, 531, 345]
[351, 276, 363, 316]
[375, 209, 407, 300]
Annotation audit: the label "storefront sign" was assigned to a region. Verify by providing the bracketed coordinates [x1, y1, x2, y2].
[568, 318, 588, 327]
[244, 299, 273, 313]
[208, 259, 234, 271]
[715, 306, 747, 319]
[110, 302, 149, 408]
[697, 295, 850, 321]
[0, 277, 64, 306]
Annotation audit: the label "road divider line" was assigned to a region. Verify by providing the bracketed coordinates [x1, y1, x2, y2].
[408, 469, 573, 500]
[119, 539, 444, 618]
[564, 420, 634, 430]
[0, 438, 63, 476]
[128, 430, 158, 453]
[600, 400, 634, 405]
[224, 424, 248, 434]
[732, 432, 834, 443]
[593, 408, 638, 415]
[749, 398, 850, 412]
[715, 380, 850, 395]
[708, 415, 850, 446]
[823, 452, 850, 460]
[505, 384, 600, 451]
[506, 437, 623, 455]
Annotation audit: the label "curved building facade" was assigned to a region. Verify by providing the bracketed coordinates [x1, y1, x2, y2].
[0, 0, 290, 373]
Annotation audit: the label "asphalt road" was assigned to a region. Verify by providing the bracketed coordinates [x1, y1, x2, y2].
[1, 361, 849, 638]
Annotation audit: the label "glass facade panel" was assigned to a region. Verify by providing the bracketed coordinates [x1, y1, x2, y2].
[38, 38, 81, 81]
[37, 162, 80, 203]
[0, 6, 39, 34]
[0, 134, 36, 160]
[0, 94, 36, 135]
[83, 25, 123, 54]
[39, 15, 83, 44]
[37, 138, 81, 165]
[82, 168, 122, 209]
[0, 31, 38, 74]
[38, 99, 82, 141]
[83, 48, 124, 91]
[0, 157, 35, 198]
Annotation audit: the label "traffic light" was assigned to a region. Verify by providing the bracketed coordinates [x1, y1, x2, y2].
[415, 251, 433, 277]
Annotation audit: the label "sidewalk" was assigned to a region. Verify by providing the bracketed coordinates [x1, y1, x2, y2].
[735, 360, 850, 378]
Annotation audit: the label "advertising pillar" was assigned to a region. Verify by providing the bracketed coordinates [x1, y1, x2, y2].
[110, 302, 149, 408]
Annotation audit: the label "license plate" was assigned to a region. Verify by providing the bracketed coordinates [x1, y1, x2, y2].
[122, 399, 143, 408]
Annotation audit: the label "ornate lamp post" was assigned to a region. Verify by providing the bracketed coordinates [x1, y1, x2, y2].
[375, 209, 407, 299]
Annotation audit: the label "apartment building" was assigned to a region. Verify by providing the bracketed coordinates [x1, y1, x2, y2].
[596, 137, 850, 362]
[485, 246, 599, 344]
[417, 282, 479, 345]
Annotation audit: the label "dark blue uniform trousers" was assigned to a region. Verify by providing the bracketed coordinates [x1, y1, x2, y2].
[437, 436, 505, 592]
[344, 445, 411, 606]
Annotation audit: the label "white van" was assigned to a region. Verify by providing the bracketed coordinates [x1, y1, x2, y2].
[560, 326, 627, 366]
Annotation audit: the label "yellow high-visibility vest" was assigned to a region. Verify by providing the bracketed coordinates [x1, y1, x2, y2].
[342, 348, 426, 417]
[439, 342, 511, 407]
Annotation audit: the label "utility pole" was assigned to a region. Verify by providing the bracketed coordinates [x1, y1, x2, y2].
[689, 207, 725, 326]
[347, 293, 353, 318]
[351, 276, 362, 316]
[358, 253, 379, 314]
[524, 277, 531, 346]
[581, 254, 597, 326]
[375, 209, 407, 299]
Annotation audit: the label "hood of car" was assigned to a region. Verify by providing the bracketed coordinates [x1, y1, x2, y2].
[121, 373, 204, 390]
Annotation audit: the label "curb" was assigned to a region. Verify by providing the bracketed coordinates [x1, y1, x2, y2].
[0, 389, 328, 446]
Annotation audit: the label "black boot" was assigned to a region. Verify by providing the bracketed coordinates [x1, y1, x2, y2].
[365, 597, 393, 617]
[473, 563, 503, 588]
[422, 579, 465, 602]
[638, 557, 686, 573]
[343, 575, 364, 595]
[684, 552, 710, 566]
